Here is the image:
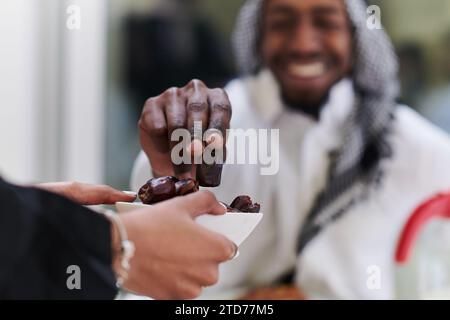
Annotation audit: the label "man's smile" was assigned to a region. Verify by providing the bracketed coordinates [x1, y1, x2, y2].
[286, 61, 327, 79]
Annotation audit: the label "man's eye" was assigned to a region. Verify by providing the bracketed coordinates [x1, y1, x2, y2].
[315, 18, 342, 30]
[268, 19, 295, 32]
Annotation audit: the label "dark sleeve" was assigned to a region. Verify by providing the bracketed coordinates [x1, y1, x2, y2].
[0, 179, 118, 299]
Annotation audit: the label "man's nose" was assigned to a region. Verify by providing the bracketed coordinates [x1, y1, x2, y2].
[288, 19, 322, 57]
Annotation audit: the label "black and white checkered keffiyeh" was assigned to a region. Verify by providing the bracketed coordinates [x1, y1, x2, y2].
[232, 0, 400, 254]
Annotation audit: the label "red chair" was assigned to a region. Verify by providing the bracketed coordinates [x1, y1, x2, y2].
[396, 192, 450, 264]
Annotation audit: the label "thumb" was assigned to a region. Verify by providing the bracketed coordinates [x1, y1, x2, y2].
[175, 190, 227, 219]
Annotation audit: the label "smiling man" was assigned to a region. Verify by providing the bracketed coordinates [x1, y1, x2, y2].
[132, 0, 450, 299]
[262, 0, 353, 115]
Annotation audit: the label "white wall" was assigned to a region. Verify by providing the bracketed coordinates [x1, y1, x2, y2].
[0, 0, 107, 185]
[60, 0, 107, 184]
[0, 0, 39, 183]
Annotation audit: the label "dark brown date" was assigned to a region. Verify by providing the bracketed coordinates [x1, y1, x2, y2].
[196, 163, 223, 188]
[175, 178, 199, 196]
[230, 195, 260, 213]
[196, 147, 225, 187]
[138, 176, 260, 213]
[230, 195, 252, 211]
[221, 202, 240, 213]
[138, 176, 177, 204]
[246, 203, 261, 213]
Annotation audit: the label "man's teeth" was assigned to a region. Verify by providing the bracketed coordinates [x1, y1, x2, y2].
[288, 63, 325, 78]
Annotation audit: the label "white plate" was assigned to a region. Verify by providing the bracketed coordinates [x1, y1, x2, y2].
[115, 202, 263, 247]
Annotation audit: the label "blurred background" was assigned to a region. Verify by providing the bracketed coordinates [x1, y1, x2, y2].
[0, 0, 450, 190]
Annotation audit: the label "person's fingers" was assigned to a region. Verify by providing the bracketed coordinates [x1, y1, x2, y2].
[139, 130, 174, 178]
[207, 88, 232, 144]
[207, 232, 239, 262]
[38, 182, 136, 205]
[187, 263, 220, 287]
[175, 190, 226, 218]
[184, 79, 209, 154]
[77, 184, 136, 205]
[187, 88, 229, 187]
[204, 129, 224, 151]
[172, 281, 203, 300]
[103, 188, 137, 204]
[139, 97, 169, 154]
[163, 87, 192, 178]
[186, 139, 204, 159]
[35, 182, 68, 195]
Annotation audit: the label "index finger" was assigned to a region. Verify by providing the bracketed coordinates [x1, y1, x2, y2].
[70, 183, 137, 205]
[207, 88, 232, 143]
[163, 88, 193, 178]
[196, 89, 232, 187]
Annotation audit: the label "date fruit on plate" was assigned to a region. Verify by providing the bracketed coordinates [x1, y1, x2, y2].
[138, 176, 260, 213]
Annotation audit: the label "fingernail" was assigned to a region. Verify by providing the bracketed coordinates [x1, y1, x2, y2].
[123, 191, 137, 197]
[230, 243, 239, 260]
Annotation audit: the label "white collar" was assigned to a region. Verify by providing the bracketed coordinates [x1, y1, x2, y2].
[244, 69, 355, 131]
